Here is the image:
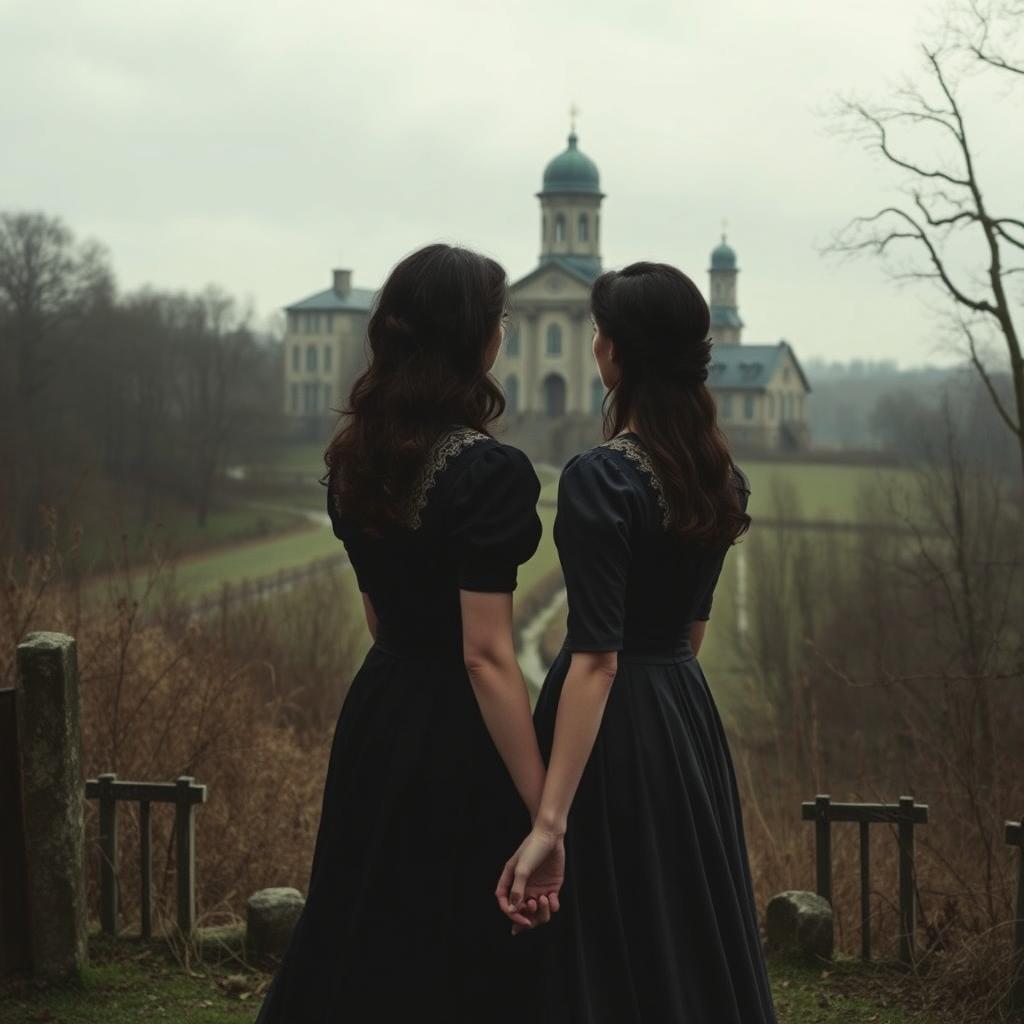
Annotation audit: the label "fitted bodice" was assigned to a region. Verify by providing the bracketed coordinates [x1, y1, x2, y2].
[326, 428, 542, 660]
[555, 434, 750, 656]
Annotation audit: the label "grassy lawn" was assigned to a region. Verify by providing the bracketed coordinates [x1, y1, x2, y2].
[740, 460, 915, 522]
[70, 484, 307, 576]
[0, 938, 943, 1023]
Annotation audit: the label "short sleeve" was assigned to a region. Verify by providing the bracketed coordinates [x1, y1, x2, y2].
[556, 453, 637, 652]
[450, 444, 542, 593]
[325, 478, 371, 593]
[695, 467, 751, 621]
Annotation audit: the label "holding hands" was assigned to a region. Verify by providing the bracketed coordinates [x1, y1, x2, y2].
[495, 826, 565, 934]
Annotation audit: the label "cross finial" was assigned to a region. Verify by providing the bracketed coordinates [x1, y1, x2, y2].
[569, 102, 580, 135]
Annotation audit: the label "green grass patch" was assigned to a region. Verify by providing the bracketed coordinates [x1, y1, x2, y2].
[741, 460, 915, 522]
[768, 954, 935, 1022]
[0, 937, 262, 1024]
[0, 939, 940, 1024]
[70, 483, 307, 575]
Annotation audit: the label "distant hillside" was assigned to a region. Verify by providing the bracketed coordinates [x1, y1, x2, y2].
[803, 359, 957, 450]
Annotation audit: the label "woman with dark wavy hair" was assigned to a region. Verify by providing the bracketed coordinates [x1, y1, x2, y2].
[496, 262, 777, 1023]
[256, 243, 548, 1023]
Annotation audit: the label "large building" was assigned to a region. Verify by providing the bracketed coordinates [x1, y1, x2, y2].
[282, 128, 810, 451]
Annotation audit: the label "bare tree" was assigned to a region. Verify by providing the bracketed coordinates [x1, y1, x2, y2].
[0, 212, 113, 551]
[170, 288, 260, 525]
[831, 1, 1024, 481]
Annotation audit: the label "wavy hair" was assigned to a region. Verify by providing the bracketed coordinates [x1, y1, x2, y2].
[591, 261, 750, 547]
[324, 244, 507, 528]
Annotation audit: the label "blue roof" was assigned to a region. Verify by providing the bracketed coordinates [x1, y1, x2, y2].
[710, 237, 737, 271]
[710, 305, 744, 329]
[285, 286, 377, 313]
[708, 342, 810, 392]
[541, 132, 602, 196]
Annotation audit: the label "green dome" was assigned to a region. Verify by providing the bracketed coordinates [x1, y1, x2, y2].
[711, 236, 737, 271]
[541, 132, 601, 195]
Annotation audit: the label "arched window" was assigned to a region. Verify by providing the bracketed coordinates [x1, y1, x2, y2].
[578, 214, 589, 242]
[324, 344, 332, 372]
[505, 374, 519, 414]
[744, 394, 755, 420]
[306, 344, 318, 372]
[542, 373, 567, 417]
[546, 323, 563, 356]
[590, 376, 604, 415]
[505, 328, 520, 357]
[291, 344, 300, 372]
[542, 216, 547, 243]
[555, 215, 566, 243]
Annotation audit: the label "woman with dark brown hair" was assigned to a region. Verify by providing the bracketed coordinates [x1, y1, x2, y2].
[256, 243, 547, 1022]
[496, 262, 777, 1023]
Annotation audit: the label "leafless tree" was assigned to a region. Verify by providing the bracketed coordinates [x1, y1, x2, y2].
[0, 213, 113, 550]
[170, 288, 261, 525]
[831, 1, 1024, 481]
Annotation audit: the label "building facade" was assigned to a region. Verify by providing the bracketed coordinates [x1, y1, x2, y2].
[282, 129, 811, 451]
[282, 269, 373, 431]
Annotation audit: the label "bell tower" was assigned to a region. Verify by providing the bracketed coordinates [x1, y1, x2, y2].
[708, 233, 743, 345]
[537, 108, 604, 278]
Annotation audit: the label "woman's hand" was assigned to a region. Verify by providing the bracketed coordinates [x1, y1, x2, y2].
[495, 827, 565, 933]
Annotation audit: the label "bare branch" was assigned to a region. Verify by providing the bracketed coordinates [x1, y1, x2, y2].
[962, 319, 1022, 436]
[841, 99, 971, 186]
[835, 206, 996, 314]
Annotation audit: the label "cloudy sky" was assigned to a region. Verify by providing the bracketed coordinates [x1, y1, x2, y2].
[3, 0, 1021, 365]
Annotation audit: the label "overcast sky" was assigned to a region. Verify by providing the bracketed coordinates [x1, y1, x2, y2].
[2, 0, 1021, 366]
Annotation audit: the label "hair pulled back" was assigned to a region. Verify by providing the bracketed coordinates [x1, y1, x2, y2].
[591, 261, 750, 547]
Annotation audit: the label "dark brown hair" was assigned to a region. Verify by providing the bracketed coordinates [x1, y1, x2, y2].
[323, 243, 507, 528]
[591, 261, 750, 546]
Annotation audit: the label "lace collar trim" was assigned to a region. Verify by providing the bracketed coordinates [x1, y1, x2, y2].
[600, 434, 670, 529]
[405, 426, 488, 529]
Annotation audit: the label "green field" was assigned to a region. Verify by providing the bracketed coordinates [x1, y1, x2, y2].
[112, 459, 911, 634]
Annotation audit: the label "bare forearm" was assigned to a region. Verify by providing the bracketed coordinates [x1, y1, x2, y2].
[535, 656, 616, 835]
[466, 659, 547, 820]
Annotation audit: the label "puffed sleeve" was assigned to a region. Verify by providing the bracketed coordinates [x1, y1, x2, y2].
[449, 444, 542, 593]
[694, 467, 751, 621]
[325, 477, 371, 593]
[556, 452, 638, 652]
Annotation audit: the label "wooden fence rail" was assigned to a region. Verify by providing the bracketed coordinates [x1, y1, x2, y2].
[1008, 818, 1024, 1015]
[84, 774, 207, 938]
[802, 794, 928, 964]
[184, 553, 348, 620]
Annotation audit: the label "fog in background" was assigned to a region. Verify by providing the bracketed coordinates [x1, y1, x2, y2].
[3, 0, 1020, 365]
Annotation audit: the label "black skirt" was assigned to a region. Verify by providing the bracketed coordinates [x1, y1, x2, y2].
[255, 643, 540, 1023]
[532, 646, 777, 1024]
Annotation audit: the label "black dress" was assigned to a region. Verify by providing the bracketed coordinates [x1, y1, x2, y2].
[255, 427, 543, 1024]
[533, 434, 777, 1024]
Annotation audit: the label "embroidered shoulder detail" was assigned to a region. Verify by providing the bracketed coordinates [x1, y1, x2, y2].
[405, 427, 488, 529]
[600, 436, 671, 529]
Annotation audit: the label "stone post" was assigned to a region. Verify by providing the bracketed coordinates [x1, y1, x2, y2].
[16, 632, 87, 978]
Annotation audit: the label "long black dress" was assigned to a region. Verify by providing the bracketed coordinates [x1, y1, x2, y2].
[533, 433, 777, 1024]
[255, 427, 543, 1024]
